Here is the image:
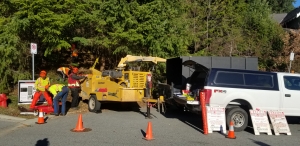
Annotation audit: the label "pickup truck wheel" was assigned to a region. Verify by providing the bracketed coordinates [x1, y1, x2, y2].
[226, 107, 248, 132]
[88, 95, 101, 113]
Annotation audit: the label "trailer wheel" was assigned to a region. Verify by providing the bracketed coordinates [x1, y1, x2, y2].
[226, 107, 248, 132]
[88, 95, 101, 113]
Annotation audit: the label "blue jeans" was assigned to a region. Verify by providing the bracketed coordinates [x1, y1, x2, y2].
[53, 86, 69, 114]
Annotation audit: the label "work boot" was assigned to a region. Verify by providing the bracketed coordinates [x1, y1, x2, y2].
[50, 113, 59, 116]
[60, 113, 66, 116]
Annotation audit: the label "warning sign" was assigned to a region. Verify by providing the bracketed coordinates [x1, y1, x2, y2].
[268, 111, 291, 135]
[206, 106, 226, 134]
[249, 110, 272, 135]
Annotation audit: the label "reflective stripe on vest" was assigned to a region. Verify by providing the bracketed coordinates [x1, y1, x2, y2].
[68, 73, 80, 87]
[67, 83, 79, 87]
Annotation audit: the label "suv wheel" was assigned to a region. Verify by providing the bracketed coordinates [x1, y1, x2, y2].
[226, 107, 248, 132]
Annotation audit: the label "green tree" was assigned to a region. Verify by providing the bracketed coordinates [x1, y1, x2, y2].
[266, 0, 295, 13]
[242, 0, 285, 71]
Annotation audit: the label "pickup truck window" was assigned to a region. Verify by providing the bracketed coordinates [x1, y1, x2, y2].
[284, 76, 300, 90]
[244, 74, 273, 88]
[214, 71, 274, 88]
[214, 72, 244, 85]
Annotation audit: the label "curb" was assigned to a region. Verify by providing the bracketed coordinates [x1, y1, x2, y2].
[0, 114, 26, 122]
[0, 114, 56, 126]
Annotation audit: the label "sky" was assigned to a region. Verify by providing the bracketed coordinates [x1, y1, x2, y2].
[294, 0, 300, 8]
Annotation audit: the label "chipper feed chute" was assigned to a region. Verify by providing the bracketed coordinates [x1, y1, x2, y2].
[117, 55, 166, 68]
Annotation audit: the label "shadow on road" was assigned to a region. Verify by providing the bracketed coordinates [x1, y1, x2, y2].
[140, 129, 146, 137]
[161, 107, 205, 134]
[35, 138, 49, 146]
[249, 138, 271, 146]
[286, 116, 300, 124]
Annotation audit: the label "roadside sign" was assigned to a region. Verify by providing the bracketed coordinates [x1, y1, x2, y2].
[290, 52, 294, 61]
[18, 80, 45, 104]
[30, 43, 37, 54]
[268, 111, 291, 135]
[206, 106, 226, 134]
[249, 109, 272, 135]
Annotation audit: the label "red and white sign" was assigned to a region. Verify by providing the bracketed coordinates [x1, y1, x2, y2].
[268, 111, 291, 135]
[249, 109, 272, 135]
[147, 74, 152, 82]
[30, 43, 37, 54]
[206, 106, 226, 134]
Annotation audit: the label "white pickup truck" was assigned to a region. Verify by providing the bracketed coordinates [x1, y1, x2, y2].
[171, 60, 300, 132]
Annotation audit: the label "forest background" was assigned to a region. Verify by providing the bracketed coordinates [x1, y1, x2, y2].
[0, 0, 299, 93]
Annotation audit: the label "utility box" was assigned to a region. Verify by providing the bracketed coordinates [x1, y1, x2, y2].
[18, 80, 45, 105]
[166, 56, 258, 90]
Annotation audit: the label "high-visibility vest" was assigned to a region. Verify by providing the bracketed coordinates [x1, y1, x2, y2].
[35, 77, 50, 91]
[68, 73, 80, 88]
[59, 67, 70, 76]
[48, 84, 66, 97]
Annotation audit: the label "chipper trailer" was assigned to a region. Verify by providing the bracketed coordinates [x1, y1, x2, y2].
[79, 55, 167, 118]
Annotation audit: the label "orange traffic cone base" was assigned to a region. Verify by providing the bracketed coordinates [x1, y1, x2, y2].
[72, 128, 85, 132]
[70, 128, 91, 132]
[143, 137, 155, 141]
[226, 135, 236, 139]
[36, 121, 46, 124]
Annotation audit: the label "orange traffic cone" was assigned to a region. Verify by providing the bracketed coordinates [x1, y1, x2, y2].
[36, 109, 45, 124]
[143, 121, 154, 141]
[72, 114, 85, 132]
[226, 121, 236, 139]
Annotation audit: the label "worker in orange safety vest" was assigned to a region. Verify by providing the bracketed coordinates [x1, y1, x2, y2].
[68, 67, 87, 110]
[29, 70, 53, 110]
[57, 67, 71, 80]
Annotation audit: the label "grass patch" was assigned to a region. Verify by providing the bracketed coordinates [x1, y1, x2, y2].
[0, 94, 36, 119]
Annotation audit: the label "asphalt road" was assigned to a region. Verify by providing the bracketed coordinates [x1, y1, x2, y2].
[1, 106, 300, 146]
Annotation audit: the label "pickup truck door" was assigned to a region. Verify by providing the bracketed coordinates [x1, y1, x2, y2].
[280, 75, 300, 116]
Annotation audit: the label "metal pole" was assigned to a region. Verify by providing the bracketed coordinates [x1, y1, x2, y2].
[32, 54, 34, 80]
[145, 102, 152, 119]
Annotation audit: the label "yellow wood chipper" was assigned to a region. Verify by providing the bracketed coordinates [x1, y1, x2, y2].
[79, 55, 166, 115]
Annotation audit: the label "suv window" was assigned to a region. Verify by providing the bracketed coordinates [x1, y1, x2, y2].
[214, 72, 244, 85]
[284, 76, 300, 90]
[244, 74, 273, 88]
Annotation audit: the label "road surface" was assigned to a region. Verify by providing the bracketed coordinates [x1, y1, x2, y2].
[0, 106, 300, 146]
